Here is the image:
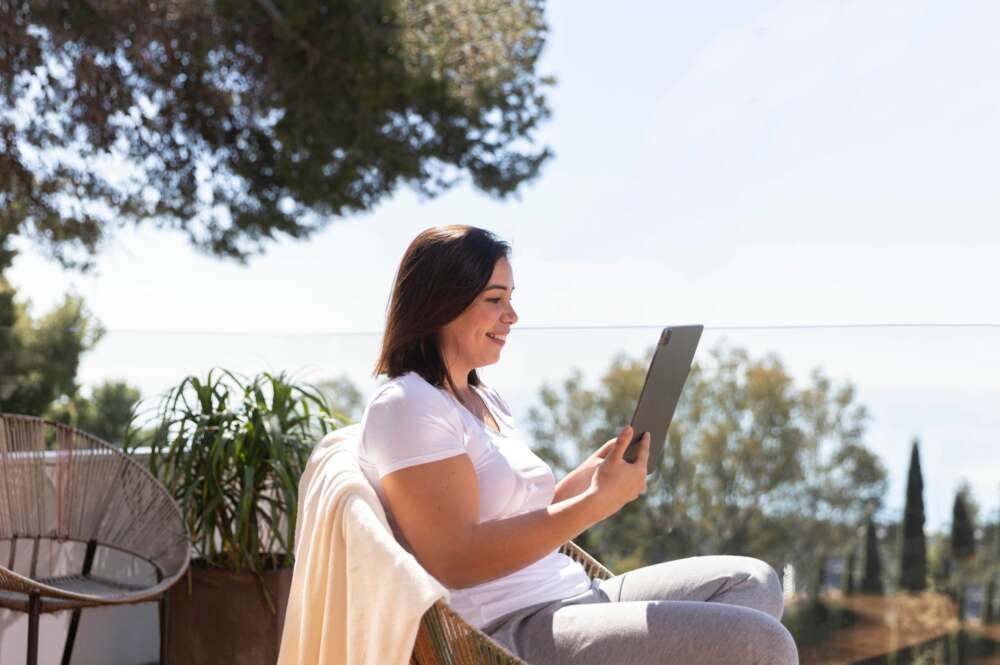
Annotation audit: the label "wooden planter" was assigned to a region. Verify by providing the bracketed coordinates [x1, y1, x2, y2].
[166, 562, 292, 665]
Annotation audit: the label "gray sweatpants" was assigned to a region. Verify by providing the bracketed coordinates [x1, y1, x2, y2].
[481, 556, 799, 665]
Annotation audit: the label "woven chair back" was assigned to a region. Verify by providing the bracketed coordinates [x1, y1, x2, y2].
[0, 413, 189, 601]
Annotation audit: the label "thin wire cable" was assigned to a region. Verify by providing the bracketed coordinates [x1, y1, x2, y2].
[3, 323, 1000, 336]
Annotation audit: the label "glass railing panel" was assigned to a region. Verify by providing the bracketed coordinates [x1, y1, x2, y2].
[2, 324, 997, 664]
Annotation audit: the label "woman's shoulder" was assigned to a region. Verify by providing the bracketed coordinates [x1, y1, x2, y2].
[365, 371, 453, 418]
[360, 372, 467, 469]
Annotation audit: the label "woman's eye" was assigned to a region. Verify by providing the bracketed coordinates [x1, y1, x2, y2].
[487, 297, 502, 303]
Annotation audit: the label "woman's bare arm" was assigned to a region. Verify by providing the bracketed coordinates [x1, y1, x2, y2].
[381, 427, 649, 589]
[552, 438, 616, 503]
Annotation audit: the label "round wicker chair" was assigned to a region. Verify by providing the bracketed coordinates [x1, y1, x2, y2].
[0, 413, 191, 665]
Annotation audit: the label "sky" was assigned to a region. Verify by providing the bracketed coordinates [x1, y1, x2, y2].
[8, 0, 1000, 531]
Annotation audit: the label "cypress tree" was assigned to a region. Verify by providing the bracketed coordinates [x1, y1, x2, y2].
[861, 517, 885, 594]
[951, 489, 976, 622]
[951, 491, 976, 561]
[900, 439, 928, 591]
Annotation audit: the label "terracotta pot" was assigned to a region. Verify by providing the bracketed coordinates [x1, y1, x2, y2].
[166, 563, 292, 665]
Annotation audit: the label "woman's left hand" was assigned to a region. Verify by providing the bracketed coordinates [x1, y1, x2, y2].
[552, 436, 618, 503]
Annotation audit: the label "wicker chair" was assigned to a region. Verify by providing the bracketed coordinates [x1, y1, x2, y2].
[409, 541, 615, 665]
[0, 413, 191, 665]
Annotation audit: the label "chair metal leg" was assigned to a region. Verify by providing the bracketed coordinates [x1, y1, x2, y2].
[60, 608, 83, 665]
[158, 594, 169, 665]
[60, 538, 98, 665]
[27, 592, 41, 665]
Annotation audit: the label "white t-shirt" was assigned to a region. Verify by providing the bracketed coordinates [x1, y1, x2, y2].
[358, 371, 593, 628]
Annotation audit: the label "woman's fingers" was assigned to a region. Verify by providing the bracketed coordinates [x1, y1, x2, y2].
[636, 432, 651, 471]
[587, 428, 653, 519]
[610, 425, 634, 461]
[595, 438, 617, 459]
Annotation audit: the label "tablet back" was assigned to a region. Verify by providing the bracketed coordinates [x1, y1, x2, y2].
[624, 325, 703, 471]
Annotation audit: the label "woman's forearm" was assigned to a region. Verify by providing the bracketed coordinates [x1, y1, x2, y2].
[443, 489, 605, 589]
[552, 468, 592, 503]
[552, 440, 613, 503]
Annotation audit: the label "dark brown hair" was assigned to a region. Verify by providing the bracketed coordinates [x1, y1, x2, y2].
[374, 225, 511, 395]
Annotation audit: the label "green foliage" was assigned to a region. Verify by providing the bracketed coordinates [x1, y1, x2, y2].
[0, 275, 137, 443]
[0, 0, 552, 270]
[929, 533, 954, 592]
[46, 379, 142, 445]
[900, 438, 928, 591]
[125, 369, 346, 581]
[317, 374, 365, 422]
[527, 343, 888, 576]
[0, 277, 103, 414]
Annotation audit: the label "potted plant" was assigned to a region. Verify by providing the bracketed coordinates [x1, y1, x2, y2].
[126, 369, 346, 665]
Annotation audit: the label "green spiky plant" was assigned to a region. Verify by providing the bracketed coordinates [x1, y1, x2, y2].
[125, 369, 347, 608]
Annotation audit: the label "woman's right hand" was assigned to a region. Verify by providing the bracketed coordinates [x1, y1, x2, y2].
[585, 425, 650, 520]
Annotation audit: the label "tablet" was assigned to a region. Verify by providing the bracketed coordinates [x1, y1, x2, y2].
[623, 325, 703, 473]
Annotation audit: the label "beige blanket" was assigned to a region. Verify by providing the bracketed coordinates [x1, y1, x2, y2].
[277, 424, 448, 665]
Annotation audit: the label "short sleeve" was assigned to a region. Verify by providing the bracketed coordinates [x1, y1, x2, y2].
[361, 377, 467, 478]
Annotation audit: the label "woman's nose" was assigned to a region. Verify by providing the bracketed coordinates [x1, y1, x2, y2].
[503, 303, 518, 324]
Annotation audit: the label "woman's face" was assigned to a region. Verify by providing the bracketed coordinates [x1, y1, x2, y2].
[439, 256, 518, 374]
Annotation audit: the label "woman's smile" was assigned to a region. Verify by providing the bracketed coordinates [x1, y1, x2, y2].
[439, 255, 518, 373]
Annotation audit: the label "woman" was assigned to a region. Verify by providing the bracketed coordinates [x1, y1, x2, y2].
[359, 225, 799, 664]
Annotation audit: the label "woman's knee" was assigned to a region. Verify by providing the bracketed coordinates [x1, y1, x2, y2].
[750, 615, 798, 665]
[734, 557, 785, 620]
[672, 603, 798, 665]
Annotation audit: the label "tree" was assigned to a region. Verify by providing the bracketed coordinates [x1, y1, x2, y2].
[951, 487, 976, 562]
[811, 552, 828, 601]
[0, 277, 103, 414]
[526, 344, 888, 575]
[951, 484, 978, 620]
[317, 375, 365, 422]
[47, 379, 142, 445]
[0, 0, 553, 270]
[899, 438, 928, 591]
[1, 275, 143, 440]
[861, 517, 885, 594]
[929, 534, 953, 592]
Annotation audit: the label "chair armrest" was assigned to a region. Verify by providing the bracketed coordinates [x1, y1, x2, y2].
[558, 541, 614, 581]
[412, 600, 527, 665]
[409, 541, 613, 665]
